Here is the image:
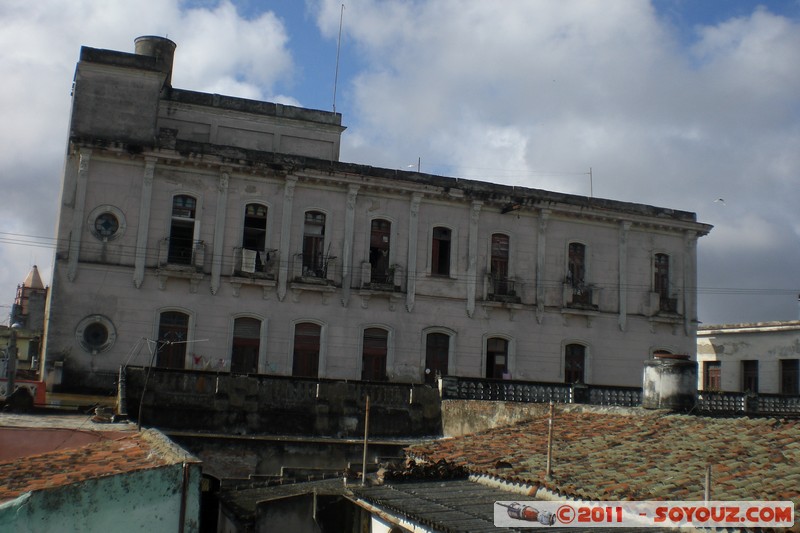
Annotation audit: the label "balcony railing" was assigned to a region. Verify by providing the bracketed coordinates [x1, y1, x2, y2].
[486, 274, 520, 303]
[563, 283, 599, 309]
[295, 252, 336, 282]
[232, 247, 277, 279]
[439, 376, 641, 407]
[158, 238, 205, 270]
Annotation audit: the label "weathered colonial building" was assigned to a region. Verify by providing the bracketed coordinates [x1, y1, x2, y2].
[697, 321, 800, 394]
[42, 37, 711, 393]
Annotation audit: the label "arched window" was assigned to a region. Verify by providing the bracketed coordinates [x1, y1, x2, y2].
[293, 322, 321, 378]
[362, 328, 388, 381]
[168, 195, 196, 265]
[231, 317, 261, 374]
[157, 311, 189, 368]
[485, 337, 508, 379]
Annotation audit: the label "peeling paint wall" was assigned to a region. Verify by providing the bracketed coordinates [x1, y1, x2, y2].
[697, 323, 800, 393]
[0, 464, 201, 533]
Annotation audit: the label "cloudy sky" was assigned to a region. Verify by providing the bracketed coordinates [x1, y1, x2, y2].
[0, 0, 798, 326]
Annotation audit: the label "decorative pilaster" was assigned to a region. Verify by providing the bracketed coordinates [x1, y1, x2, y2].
[405, 194, 422, 312]
[277, 177, 297, 302]
[133, 158, 156, 288]
[210, 169, 230, 295]
[341, 185, 360, 307]
[618, 221, 631, 331]
[466, 201, 482, 317]
[535, 209, 550, 323]
[683, 231, 698, 335]
[67, 148, 92, 282]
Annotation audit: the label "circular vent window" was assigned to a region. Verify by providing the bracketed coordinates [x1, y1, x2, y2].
[76, 315, 116, 353]
[87, 205, 126, 241]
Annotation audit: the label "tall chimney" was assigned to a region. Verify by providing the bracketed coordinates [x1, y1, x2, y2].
[134, 36, 177, 87]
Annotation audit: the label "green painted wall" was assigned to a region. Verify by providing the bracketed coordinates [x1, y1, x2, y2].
[0, 463, 201, 533]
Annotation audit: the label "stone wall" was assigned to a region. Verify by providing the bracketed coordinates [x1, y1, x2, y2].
[125, 366, 442, 438]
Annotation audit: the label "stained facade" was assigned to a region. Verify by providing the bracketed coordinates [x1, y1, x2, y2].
[42, 37, 712, 393]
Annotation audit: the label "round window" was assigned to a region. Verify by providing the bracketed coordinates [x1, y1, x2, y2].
[94, 213, 119, 238]
[83, 322, 109, 348]
[76, 315, 116, 353]
[87, 205, 126, 241]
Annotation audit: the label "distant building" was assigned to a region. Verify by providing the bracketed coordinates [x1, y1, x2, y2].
[697, 321, 800, 394]
[42, 36, 711, 394]
[1, 266, 47, 400]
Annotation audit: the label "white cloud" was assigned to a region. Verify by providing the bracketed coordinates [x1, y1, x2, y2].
[0, 0, 296, 322]
[313, 0, 800, 323]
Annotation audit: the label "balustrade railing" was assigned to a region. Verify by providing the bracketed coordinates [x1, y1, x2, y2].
[441, 376, 800, 414]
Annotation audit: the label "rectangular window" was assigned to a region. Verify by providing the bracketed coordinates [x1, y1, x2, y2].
[654, 253, 677, 312]
[362, 328, 388, 381]
[567, 243, 585, 287]
[741, 360, 758, 393]
[168, 195, 196, 265]
[369, 219, 391, 283]
[703, 361, 721, 391]
[780, 359, 799, 395]
[157, 311, 189, 369]
[490, 234, 510, 296]
[302, 211, 326, 278]
[431, 227, 451, 276]
[293, 322, 321, 378]
[486, 337, 508, 379]
[564, 344, 586, 384]
[231, 317, 260, 374]
[424, 332, 449, 384]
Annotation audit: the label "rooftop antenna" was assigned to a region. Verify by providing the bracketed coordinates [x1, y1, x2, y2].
[333, 4, 345, 113]
[588, 167, 593, 197]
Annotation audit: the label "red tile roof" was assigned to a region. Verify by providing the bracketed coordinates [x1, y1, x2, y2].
[407, 408, 800, 506]
[0, 429, 197, 503]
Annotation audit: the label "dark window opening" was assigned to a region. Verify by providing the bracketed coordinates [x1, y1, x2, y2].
[293, 322, 321, 378]
[490, 234, 512, 296]
[567, 243, 586, 287]
[168, 195, 196, 265]
[431, 227, 451, 276]
[242, 204, 268, 273]
[485, 337, 508, 379]
[302, 211, 326, 278]
[362, 328, 388, 381]
[703, 361, 721, 391]
[780, 359, 799, 395]
[565, 344, 586, 384]
[157, 311, 189, 369]
[231, 317, 260, 374]
[83, 323, 109, 349]
[369, 219, 392, 284]
[655, 253, 676, 312]
[742, 360, 758, 393]
[424, 332, 449, 384]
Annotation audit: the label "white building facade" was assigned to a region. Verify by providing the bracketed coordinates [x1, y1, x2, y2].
[697, 321, 800, 394]
[42, 37, 712, 392]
